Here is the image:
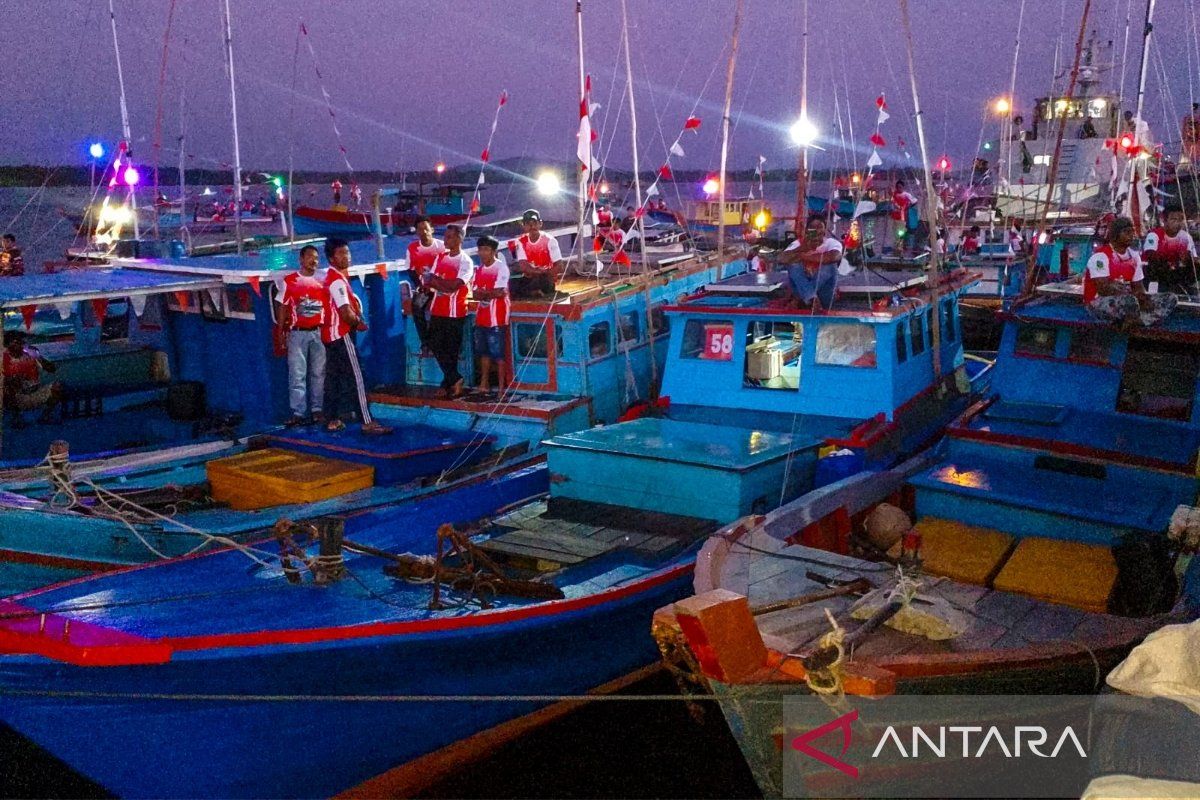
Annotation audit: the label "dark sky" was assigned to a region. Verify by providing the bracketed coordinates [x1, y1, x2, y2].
[4, 0, 1199, 177]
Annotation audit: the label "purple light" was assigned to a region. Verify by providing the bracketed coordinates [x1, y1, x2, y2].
[123, 166, 140, 186]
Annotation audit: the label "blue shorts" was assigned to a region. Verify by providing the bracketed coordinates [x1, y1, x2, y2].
[473, 325, 507, 359]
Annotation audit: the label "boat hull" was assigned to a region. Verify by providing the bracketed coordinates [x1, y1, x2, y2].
[292, 206, 470, 238]
[0, 564, 693, 798]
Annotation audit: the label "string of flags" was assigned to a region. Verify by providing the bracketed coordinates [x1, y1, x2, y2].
[866, 94, 888, 170]
[603, 115, 702, 266]
[299, 22, 354, 177]
[464, 90, 509, 231]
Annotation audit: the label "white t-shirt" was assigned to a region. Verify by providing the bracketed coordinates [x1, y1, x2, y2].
[785, 236, 844, 256]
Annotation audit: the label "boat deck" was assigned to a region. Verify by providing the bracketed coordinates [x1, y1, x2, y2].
[956, 399, 1200, 471]
[741, 535, 1166, 662]
[370, 385, 590, 422]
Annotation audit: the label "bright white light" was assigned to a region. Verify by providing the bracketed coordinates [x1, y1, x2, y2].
[993, 97, 1011, 115]
[99, 205, 133, 226]
[535, 171, 562, 197]
[702, 178, 720, 194]
[123, 166, 140, 186]
[201, 187, 215, 196]
[789, 116, 819, 147]
[599, 181, 610, 194]
[435, 162, 446, 174]
[1037, 232, 1048, 245]
[88, 142, 105, 160]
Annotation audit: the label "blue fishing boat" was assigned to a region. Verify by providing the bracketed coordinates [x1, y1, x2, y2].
[654, 282, 1200, 797]
[0, 262, 985, 797]
[292, 184, 491, 238]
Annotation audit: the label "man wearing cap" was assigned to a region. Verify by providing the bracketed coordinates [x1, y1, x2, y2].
[425, 224, 474, 397]
[514, 209, 563, 298]
[471, 235, 510, 394]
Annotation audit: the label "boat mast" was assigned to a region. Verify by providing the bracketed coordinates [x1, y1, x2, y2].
[107, 0, 139, 240]
[221, 0, 244, 255]
[618, 0, 657, 395]
[178, 87, 186, 245]
[575, 0, 589, 258]
[1001, 0, 1027, 190]
[716, 0, 745, 259]
[793, 0, 810, 234]
[897, 0, 942, 378]
[1132, 0, 1156, 145]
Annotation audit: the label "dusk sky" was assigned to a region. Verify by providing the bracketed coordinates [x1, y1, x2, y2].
[5, 0, 1200, 177]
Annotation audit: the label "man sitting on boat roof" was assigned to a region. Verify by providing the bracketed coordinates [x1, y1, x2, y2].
[2, 330, 62, 427]
[1084, 216, 1177, 328]
[772, 213, 844, 311]
[513, 209, 563, 299]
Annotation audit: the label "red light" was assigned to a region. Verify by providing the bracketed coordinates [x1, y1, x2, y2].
[936, 157, 951, 172]
[1119, 135, 1136, 152]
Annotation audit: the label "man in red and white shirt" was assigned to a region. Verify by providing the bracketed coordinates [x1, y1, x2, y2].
[513, 209, 563, 298]
[405, 216, 445, 352]
[277, 244, 328, 425]
[3, 330, 61, 425]
[1142, 205, 1198, 296]
[425, 224, 475, 397]
[1084, 216, 1176, 327]
[321, 238, 390, 434]
[471, 235, 510, 394]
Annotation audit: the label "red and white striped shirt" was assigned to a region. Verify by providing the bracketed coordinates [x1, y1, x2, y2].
[429, 251, 474, 318]
[406, 238, 445, 280]
[472, 258, 510, 328]
[514, 233, 562, 271]
[323, 269, 362, 343]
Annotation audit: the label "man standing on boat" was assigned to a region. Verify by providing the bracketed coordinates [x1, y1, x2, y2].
[322, 238, 391, 435]
[405, 216, 445, 354]
[471, 235, 510, 394]
[514, 209, 563, 298]
[277, 244, 327, 427]
[1084, 217, 1176, 327]
[890, 180, 919, 254]
[775, 214, 844, 311]
[425, 224, 474, 398]
[1, 234, 25, 277]
[1142, 204, 1198, 296]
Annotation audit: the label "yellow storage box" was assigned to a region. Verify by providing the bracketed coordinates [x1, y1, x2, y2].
[992, 537, 1117, 614]
[916, 517, 1015, 586]
[206, 448, 374, 510]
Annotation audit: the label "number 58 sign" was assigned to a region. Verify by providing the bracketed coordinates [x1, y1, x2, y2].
[702, 323, 734, 360]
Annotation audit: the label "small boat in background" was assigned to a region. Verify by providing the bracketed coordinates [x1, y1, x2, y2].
[292, 183, 491, 238]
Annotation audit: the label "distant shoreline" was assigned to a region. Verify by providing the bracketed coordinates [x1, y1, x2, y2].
[0, 162, 903, 189]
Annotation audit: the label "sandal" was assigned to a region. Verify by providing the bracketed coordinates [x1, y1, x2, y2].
[326, 419, 346, 432]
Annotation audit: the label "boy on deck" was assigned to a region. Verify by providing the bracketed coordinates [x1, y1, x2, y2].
[1142, 204, 1198, 296]
[1084, 217, 1177, 328]
[471, 236, 510, 394]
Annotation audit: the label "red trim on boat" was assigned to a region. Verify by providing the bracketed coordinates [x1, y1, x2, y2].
[263, 434, 494, 460]
[0, 549, 124, 574]
[948, 424, 1194, 475]
[167, 563, 694, 653]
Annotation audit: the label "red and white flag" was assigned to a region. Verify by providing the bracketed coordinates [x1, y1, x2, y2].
[577, 75, 594, 175]
[876, 94, 890, 125]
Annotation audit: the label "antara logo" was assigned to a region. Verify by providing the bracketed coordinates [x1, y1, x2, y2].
[791, 709, 860, 778]
[871, 725, 1088, 759]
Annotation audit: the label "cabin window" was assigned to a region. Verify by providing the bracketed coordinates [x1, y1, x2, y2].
[909, 314, 926, 356]
[816, 324, 877, 367]
[617, 310, 641, 348]
[588, 321, 612, 359]
[1014, 324, 1057, 358]
[1117, 339, 1199, 422]
[681, 318, 735, 360]
[1067, 328, 1115, 364]
[514, 322, 563, 361]
[744, 320, 802, 390]
[650, 305, 670, 338]
[896, 325, 908, 363]
[99, 301, 131, 341]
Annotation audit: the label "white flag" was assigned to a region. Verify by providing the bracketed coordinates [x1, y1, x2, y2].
[877, 107, 890, 125]
[754, 155, 766, 175]
[477, 172, 485, 186]
[646, 183, 660, 197]
[866, 149, 883, 168]
[55, 302, 73, 320]
[577, 75, 593, 175]
[129, 294, 147, 317]
[669, 141, 685, 158]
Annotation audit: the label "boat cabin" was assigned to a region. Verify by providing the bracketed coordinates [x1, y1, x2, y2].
[683, 196, 769, 232]
[658, 268, 979, 434]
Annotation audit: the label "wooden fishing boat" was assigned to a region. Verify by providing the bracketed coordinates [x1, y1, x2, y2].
[292, 184, 490, 238]
[652, 285, 1200, 797]
[0, 256, 987, 797]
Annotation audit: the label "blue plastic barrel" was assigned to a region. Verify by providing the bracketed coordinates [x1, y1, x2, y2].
[813, 449, 864, 488]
